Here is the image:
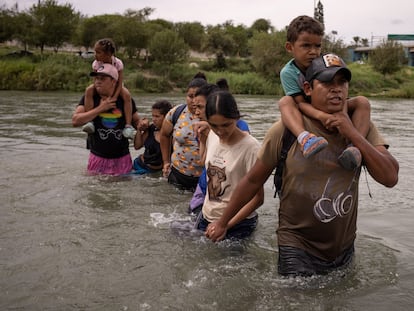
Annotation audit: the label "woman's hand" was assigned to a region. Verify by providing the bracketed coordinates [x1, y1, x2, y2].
[162, 162, 171, 178]
[138, 118, 150, 132]
[193, 121, 210, 142]
[205, 221, 227, 242]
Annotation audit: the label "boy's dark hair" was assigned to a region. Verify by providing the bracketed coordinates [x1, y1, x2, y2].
[205, 90, 241, 120]
[96, 38, 116, 55]
[152, 100, 172, 116]
[286, 15, 324, 43]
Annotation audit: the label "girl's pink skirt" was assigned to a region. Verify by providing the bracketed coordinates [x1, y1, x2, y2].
[87, 153, 132, 175]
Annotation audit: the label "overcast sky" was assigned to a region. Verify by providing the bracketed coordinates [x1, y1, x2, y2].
[3, 0, 414, 45]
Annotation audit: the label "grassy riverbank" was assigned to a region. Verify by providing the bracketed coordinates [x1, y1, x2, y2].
[1, 47, 413, 98]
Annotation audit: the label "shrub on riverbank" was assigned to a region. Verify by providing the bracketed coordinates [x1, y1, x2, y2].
[1, 49, 413, 98]
[0, 54, 90, 91]
[348, 63, 414, 98]
[205, 71, 278, 95]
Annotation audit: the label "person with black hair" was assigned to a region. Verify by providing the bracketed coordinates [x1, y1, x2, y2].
[195, 90, 263, 239]
[132, 100, 172, 174]
[206, 54, 399, 276]
[189, 83, 250, 215]
[160, 77, 207, 191]
[279, 16, 370, 170]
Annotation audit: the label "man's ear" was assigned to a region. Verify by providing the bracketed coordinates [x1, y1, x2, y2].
[303, 81, 312, 96]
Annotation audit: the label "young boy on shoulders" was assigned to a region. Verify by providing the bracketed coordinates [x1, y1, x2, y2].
[279, 15, 370, 169]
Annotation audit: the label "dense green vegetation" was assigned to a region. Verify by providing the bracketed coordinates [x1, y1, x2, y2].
[1, 46, 413, 98]
[1, 0, 412, 98]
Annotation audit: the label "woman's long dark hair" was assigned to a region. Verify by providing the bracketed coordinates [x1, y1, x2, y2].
[205, 91, 241, 120]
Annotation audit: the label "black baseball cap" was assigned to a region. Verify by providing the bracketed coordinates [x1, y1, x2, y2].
[305, 53, 352, 83]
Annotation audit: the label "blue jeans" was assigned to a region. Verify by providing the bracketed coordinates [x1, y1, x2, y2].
[132, 155, 161, 175]
[278, 243, 355, 277]
[196, 213, 258, 240]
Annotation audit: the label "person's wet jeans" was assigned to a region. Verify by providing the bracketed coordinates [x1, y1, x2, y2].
[196, 213, 258, 240]
[168, 166, 199, 192]
[278, 243, 354, 277]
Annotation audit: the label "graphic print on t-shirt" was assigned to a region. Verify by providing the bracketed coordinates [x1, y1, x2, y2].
[97, 108, 123, 140]
[313, 171, 358, 223]
[99, 108, 122, 128]
[207, 162, 230, 201]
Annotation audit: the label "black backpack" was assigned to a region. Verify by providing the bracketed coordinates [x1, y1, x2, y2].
[273, 128, 296, 199]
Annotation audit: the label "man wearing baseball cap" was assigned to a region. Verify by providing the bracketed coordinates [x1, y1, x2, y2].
[205, 54, 399, 277]
[71, 64, 139, 175]
[305, 53, 351, 84]
[89, 63, 119, 81]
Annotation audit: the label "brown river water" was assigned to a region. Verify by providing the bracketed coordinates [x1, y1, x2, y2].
[0, 91, 413, 310]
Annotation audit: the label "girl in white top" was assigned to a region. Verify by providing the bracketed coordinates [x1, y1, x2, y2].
[196, 91, 264, 239]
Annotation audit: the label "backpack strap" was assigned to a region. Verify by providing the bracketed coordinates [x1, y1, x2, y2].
[273, 128, 296, 198]
[169, 104, 186, 156]
[171, 104, 186, 127]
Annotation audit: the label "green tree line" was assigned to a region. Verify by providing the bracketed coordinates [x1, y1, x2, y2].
[0, 0, 412, 97]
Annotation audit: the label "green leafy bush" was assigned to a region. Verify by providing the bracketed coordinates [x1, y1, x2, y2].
[0, 47, 412, 98]
[133, 73, 172, 93]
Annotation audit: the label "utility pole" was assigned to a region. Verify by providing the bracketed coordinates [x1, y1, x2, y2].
[314, 1, 325, 29]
